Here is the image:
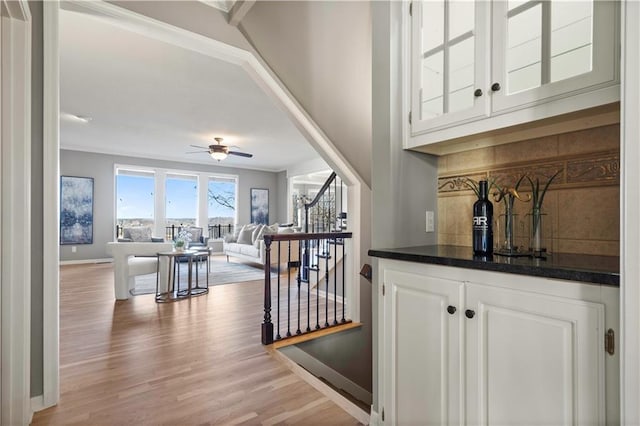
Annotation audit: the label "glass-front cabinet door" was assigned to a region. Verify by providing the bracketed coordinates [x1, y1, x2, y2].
[410, 0, 490, 135]
[491, 0, 617, 113]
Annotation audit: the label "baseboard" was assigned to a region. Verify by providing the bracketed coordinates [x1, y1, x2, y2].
[369, 408, 380, 425]
[268, 346, 370, 425]
[31, 395, 44, 419]
[319, 288, 344, 304]
[59, 258, 113, 265]
[278, 345, 372, 407]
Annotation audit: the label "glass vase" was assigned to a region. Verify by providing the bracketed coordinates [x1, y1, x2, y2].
[496, 213, 519, 253]
[527, 208, 551, 258]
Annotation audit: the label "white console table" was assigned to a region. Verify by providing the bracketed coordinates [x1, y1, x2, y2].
[106, 242, 173, 300]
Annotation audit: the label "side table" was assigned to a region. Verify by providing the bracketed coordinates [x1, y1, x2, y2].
[155, 250, 208, 302]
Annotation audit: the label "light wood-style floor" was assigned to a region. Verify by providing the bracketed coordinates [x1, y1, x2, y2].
[32, 259, 363, 425]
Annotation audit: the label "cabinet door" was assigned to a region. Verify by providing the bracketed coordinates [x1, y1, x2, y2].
[465, 282, 605, 425]
[491, 0, 617, 113]
[410, 0, 490, 135]
[382, 269, 463, 425]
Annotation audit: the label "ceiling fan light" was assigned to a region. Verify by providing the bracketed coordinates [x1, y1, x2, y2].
[210, 151, 228, 161]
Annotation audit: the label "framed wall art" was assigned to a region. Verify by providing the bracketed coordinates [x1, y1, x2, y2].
[60, 176, 94, 244]
[250, 188, 269, 225]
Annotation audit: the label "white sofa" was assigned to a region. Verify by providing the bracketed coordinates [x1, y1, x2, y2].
[224, 224, 299, 267]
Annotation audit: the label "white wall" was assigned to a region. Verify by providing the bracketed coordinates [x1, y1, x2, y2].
[238, 1, 374, 395]
[371, 1, 440, 412]
[60, 149, 283, 261]
[240, 1, 373, 187]
[108, 1, 255, 52]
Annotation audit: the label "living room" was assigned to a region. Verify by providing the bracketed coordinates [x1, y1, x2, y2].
[57, 5, 323, 265]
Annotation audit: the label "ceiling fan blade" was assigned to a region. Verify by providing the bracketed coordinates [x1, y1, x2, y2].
[189, 144, 209, 149]
[228, 151, 253, 158]
[185, 150, 209, 154]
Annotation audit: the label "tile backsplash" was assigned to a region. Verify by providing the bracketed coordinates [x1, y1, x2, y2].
[437, 124, 620, 256]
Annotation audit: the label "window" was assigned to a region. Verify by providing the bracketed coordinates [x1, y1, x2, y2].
[165, 174, 197, 227]
[114, 165, 238, 235]
[208, 176, 237, 226]
[116, 169, 155, 228]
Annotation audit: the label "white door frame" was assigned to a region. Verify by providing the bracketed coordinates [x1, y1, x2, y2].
[621, 1, 640, 424]
[0, 1, 32, 425]
[40, 0, 366, 410]
[41, 0, 60, 411]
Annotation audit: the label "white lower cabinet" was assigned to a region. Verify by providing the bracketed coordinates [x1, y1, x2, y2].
[378, 259, 619, 425]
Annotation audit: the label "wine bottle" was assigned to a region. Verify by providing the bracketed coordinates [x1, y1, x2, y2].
[473, 180, 493, 255]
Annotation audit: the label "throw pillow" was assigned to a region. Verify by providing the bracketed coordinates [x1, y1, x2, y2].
[187, 227, 203, 243]
[253, 225, 273, 248]
[251, 224, 265, 244]
[124, 226, 152, 242]
[277, 227, 295, 235]
[264, 223, 279, 235]
[237, 226, 254, 245]
[224, 225, 242, 243]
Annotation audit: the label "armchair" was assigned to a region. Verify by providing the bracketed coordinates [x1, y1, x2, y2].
[180, 226, 209, 248]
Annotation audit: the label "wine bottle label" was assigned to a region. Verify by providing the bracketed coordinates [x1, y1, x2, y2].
[473, 216, 489, 229]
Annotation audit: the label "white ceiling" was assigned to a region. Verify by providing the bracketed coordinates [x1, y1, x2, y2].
[59, 8, 318, 172]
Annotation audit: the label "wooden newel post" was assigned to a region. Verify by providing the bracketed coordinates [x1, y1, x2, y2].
[262, 235, 274, 344]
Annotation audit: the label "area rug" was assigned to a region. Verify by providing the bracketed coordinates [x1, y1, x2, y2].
[130, 259, 274, 296]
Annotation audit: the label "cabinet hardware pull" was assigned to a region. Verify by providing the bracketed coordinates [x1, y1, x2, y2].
[491, 82, 501, 92]
[465, 309, 475, 319]
[474, 88, 483, 97]
[605, 328, 615, 355]
[447, 305, 456, 315]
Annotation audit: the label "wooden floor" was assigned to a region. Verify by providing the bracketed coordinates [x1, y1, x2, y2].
[32, 259, 363, 425]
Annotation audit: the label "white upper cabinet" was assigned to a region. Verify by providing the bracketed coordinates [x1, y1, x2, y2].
[405, 0, 620, 151]
[491, 0, 617, 112]
[410, 0, 490, 133]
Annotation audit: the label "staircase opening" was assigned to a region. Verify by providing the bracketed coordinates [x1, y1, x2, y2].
[261, 171, 353, 346]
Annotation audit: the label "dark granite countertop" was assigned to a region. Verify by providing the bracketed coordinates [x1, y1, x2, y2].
[368, 245, 619, 286]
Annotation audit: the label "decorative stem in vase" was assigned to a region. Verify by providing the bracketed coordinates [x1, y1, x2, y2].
[526, 170, 560, 258]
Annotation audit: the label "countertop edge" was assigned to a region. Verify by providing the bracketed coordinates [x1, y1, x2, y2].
[368, 249, 619, 287]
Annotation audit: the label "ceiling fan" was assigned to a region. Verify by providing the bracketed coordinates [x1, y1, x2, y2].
[188, 137, 253, 161]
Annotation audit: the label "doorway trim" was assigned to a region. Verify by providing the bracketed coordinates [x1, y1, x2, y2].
[41, 0, 366, 410]
[41, 0, 60, 410]
[621, 1, 640, 424]
[1, 1, 32, 424]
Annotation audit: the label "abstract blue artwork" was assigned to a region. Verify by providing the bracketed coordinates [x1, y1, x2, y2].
[250, 188, 269, 225]
[60, 176, 94, 244]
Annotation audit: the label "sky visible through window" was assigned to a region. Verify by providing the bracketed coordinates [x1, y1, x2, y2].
[166, 177, 197, 219]
[117, 174, 154, 219]
[117, 173, 236, 223]
[208, 180, 236, 220]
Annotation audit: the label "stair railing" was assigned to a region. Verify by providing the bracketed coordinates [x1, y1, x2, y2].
[302, 172, 346, 281]
[261, 231, 352, 345]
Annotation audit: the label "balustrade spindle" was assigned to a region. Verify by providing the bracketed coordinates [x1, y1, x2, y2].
[315, 236, 321, 330]
[341, 240, 346, 323]
[325, 236, 330, 328]
[287, 241, 292, 337]
[276, 241, 281, 340]
[261, 237, 273, 345]
[333, 237, 338, 325]
[296, 242, 302, 335]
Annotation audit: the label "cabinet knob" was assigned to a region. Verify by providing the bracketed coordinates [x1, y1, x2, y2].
[491, 82, 501, 92]
[465, 309, 475, 319]
[474, 88, 483, 97]
[447, 305, 456, 315]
